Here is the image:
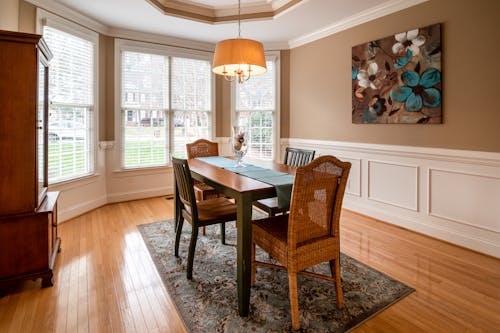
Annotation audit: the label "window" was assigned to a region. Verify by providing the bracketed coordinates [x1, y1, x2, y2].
[171, 57, 212, 156]
[119, 44, 212, 169]
[235, 58, 277, 160]
[121, 51, 169, 168]
[43, 25, 96, 183]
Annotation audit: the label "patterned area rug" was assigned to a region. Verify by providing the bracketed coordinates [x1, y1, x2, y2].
[138, 216, 414, 332]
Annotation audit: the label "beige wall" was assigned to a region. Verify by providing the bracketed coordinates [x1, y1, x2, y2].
[289, 0, 500, 153]
[0, 0, 19, 31]
[215, 76, 232, 137]
[100, 35, 115, 141]
[280, 49, 290, 139]
[18, 1, 35, 33]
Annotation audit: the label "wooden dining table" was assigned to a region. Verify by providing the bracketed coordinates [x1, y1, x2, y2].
[174, 157, 296, 317]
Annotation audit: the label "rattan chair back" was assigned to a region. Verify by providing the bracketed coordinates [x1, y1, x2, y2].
[288, 155, 350, 247]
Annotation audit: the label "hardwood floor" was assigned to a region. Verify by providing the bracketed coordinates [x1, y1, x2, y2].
[0, 197, 499, 332]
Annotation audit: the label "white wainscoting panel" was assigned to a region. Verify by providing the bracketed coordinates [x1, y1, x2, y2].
[368, 160, 418, 211]
[429, 169, 500, 233]
[344, 158, 361, 197]
[282, 138, 500, 258]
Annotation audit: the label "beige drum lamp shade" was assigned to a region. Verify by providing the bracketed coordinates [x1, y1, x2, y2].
[212, 38, 267, 82]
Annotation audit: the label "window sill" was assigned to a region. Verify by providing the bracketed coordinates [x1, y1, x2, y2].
[48, 173, 101, 191]
[112, 165, 171, 178]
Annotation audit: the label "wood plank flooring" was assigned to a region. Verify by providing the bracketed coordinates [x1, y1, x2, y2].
[0, 197, 499, 332]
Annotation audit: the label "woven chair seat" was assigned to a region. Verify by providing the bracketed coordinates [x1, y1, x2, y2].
[253, 215, 288, 261]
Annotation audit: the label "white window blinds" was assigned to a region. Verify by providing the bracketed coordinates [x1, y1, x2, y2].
[236, 60, 275, 160]
[44, 26, 94, 106]
[43, 25, 95, 183]
[171, 57, 212, 156]
[122, 51, 169, 110]
[236, 60, 275, 111]
[171, 57, 211, 111]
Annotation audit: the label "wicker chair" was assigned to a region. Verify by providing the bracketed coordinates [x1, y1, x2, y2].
[251, 155, 351, 330]
[186, 139, 224, 239]
[172, 157, 237, 279]
[253, 147, 315, 216]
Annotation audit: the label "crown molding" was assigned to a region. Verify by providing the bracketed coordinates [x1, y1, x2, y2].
[108, 27, 215, 52]
[27, 0, 216, 52]
[146, 0, 302, 24]
[288, 0, 430, 49]
[27, 0, 110, 34]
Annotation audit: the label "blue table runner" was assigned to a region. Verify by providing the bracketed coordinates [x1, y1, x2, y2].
[196, 156, 294, 209]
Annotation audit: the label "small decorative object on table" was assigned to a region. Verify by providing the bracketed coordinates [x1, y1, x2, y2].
[232, 126, 248, 167]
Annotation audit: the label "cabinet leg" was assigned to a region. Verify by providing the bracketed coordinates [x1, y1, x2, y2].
[41, 275, 54, 288]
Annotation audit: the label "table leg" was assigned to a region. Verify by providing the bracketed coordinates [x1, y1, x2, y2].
[236, 192, 253, 317]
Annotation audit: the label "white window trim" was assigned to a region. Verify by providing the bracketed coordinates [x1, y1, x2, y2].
[231, 51, 281, 162]
[36, 8, 99, 184]
[114, 38, 215, 171]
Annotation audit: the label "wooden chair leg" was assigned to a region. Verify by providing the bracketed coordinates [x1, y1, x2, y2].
[330, 258, 343, 309]
[220, 223, 226, 245]
[202, 226, 206, 236]
[186, 227, 199, 280]
[174, 216, 184, 257]
[288, 271, 300, 330]
[251, 242, 256, 287]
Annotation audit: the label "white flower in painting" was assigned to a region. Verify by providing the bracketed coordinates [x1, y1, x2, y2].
[392, 29, 426, 56]
[357, 62, 382, 90]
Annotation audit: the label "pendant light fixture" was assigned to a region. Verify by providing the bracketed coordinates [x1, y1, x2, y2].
[212, 0, 267, 83]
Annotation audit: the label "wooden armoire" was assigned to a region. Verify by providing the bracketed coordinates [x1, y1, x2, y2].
[0, 30, 61, 292]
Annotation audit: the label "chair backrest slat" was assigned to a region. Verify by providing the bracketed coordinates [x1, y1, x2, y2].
[172, 157, 198, 219]
[288, 155, 351, 248]
[284, 147, 315, 167]
[187, 139, 219, 159]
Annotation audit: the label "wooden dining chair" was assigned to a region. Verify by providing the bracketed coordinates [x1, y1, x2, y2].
[186, 139, 224, 239]
[253, 147, 315, 216]
[172, 157, 237, 280]
[251, 155, 351, 330]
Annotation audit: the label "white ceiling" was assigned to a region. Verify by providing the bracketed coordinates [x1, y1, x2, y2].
[48, 0, 422, 48]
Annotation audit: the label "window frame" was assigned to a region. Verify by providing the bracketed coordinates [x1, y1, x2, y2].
[37, 9, 99, 184]
[232, 52, 281, 162]
[114, 39, 215, 170]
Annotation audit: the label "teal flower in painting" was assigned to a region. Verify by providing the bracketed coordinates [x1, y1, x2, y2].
[352, 64, 359, 80]
[390, 68, 441, 112]
[394, 49, 413, 69]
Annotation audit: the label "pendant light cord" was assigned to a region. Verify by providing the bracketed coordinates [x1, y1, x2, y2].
[238, 0, 241, 38]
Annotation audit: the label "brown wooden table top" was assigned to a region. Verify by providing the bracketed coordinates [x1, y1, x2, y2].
[187, 157, 296, 194]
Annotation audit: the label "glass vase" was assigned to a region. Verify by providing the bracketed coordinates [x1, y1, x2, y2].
[232, 126, 248, 167]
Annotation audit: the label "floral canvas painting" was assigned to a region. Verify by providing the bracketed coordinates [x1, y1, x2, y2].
[352, 23, 442, 124]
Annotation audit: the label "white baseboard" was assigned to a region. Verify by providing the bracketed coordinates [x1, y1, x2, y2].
[107, 186, 173, 203]
[58, 195, 108, 223]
